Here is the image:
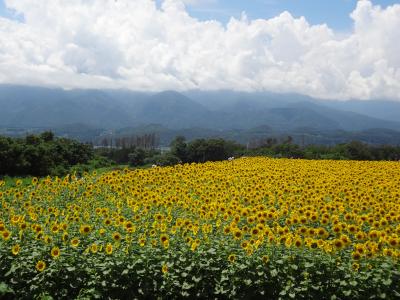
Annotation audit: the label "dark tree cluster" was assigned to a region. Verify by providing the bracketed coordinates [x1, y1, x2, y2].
[244, 139, 400, 161]
[2, 131, 399, 178]
[96, 136, 244, 168]
[95, 133, 162, 167]
[99, 133, 159, 150]
[170, 136, 244, 164]
[0, 132, 94, 177]
[95, 146, 160, 166]
[168, 136, 400, 164]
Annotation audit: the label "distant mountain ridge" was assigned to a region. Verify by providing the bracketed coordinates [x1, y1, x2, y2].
[0, 84, 399, 143]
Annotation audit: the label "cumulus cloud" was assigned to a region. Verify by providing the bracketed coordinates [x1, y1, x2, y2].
[180, 0, 217, 6]
[0, 0, 399, 100]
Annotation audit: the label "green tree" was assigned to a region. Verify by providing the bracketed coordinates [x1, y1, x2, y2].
[0, 133, 94, 177]
[187, 139, 208, 163]
[128, 148, 146, 167]
[170, 136, 188, 163]
[145, 153, 181, 167]
[40, 131, 55, 142]
[344, 141, 372, 160]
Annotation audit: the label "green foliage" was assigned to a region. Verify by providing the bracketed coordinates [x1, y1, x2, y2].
[344, 141, 373, 160]
[128, 148, 147, 167]
[271, 143, 304, 158]
[70, 156, 114, 176]
[0, 281, 14, 298]
[0, 243, 399, 299]
[245, 140, 400, 161]
[170, 136, 188, 163]
[169, 136, 400, 165]
[170, 137, 244, 163]
[88, 156, 114, 169]
[96, 147, 160, 165]
[0, 132, 93, 177]
[95, 147, 134, 165]
[145, 153, 181, 167]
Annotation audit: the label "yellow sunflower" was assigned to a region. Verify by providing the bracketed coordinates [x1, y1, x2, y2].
[79, 224, 92, 235]
[105, 243, 113, 255]
[228, 254, 236, 263]
[162, 264, 168, 274]
[71, 238, 80, 248]
[36, 260, 46, 272]
[11, 244, 20, 256]
[51, 246, 61, 259]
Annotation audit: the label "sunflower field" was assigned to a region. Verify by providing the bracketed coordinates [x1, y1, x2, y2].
[1, 157, 399, 299]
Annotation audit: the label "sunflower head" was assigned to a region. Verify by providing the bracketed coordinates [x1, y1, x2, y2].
[294, 239, 302, 248]
[51, 225, 59, 233]
[352, 262, 360, 272]
[262, 255, 269, 264]
[241, 240, 249, 249]
[71, 238, 80, 248]
[233, 229, 242, 240]
[333, 239, 344, 250]
[162, 264, 168, 274]
[79, 224, 92, 235]
[90, 243, 98, 253]
[11, 244, 20, 256]
[36, 260, 46, 272]
[352, 251, 361, 260]
[1, 230, 11, 240]
[112, 232, 122, 242]
[51, 246, 60, 259]
[160, 234, 169, 244]
[105, 243, 113, 255]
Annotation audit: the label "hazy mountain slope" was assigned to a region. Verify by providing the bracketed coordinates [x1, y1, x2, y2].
[287, 101, 400, 131]
[0, 85, 399, 133]
[0, 85, 135, 128]
[187, 90, 400, 128]
[137, 91, 213, 128]
[321, 100, 400, 122]
[184, 90, 312, 111]
[96, 123, 400, 146]
[186, 90, 400, 131]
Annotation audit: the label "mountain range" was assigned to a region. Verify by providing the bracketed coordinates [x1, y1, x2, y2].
[1, 84, 399, 145]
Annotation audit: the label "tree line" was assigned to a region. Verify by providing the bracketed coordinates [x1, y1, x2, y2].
[164, 137, 400, 166]
[98, 133, 159, 150]
[243, 139, 400, 161]
[0, 132, 97, 177]
[1, 132, 400, 177]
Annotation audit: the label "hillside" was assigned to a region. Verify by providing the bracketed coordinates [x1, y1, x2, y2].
[1, 85, 399, 145]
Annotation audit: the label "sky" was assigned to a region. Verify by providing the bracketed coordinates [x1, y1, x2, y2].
[0, 0, 399, 100]
[160, 0, 400, 31]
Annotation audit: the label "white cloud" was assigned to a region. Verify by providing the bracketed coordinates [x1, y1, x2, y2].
[0, 0, 399, 100]
[180, 0, 217, 6]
